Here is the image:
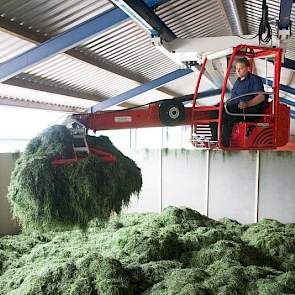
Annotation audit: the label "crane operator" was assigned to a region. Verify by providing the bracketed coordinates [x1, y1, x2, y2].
[210, 57, 266, 147]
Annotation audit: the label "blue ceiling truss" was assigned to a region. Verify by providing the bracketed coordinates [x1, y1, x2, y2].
[282, 58, 295, 71]
[0, 0, 167, 83]
[279, 0, 295, 72]
[278, 0, 293, 30]
[90, 69, 193, 112]
[111, 0, 176, 41]
[262, 77, 295, 120]
[2, 0, 294, 115]
[261, 78, 295, 96]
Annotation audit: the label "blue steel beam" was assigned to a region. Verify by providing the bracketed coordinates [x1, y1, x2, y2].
[261, 78, 295, 96]
[182, 89, 223, 105]
[91, 75, 295, 112]
[262, 78, 295, 120]
[0, 0, 165, 82]
[146, 0, 171, 8]
[111, 0, 176, 41]
[280, 97, 295, 107]
[278, 83, 295, 95]
[267, 57, 295, 71]
[90, 69, 193, 112]
[279, 0, 293, 30]
[0, 10, 127, 82]
[164, 88, 222, 103]
[90, 0, 190, 112]
[197, 88, 221, 98]
[282, 58, 295, 71]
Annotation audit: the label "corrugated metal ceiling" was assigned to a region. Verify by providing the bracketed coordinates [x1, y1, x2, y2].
[26, 54, 141, 98]
[78, 0, 233, 81]
[79, 19, 178, 81]
[155, 0, 232, 37]
[0, 0, 113, 37]
[244, 0, 295, 60]
[0, 30, 34, 62]
[0, 0, 294, 111]
[0, 0, 231, 109]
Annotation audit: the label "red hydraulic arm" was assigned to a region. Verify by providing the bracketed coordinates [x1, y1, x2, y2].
[73, 103, 217, 131]
[64, 101, 216, 167]
[73, 45, 290, 150]
[52, 148, 116, 167]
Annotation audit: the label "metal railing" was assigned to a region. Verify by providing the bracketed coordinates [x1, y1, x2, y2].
[224, 91, 274, 117]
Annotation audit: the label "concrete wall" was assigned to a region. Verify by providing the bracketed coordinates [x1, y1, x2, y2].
[0, 153, 20, 235]
[1, 149, 295, 236]
[208, 151, 258, 224]
[259, 152, 295, 223]
[125, 149, 295, 224]
[161, 149, 208, 214]
[123, 149, 162, 213]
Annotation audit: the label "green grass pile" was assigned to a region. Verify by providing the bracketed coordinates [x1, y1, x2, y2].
[7, 125, 142, 231]
[1, 207, 295, 294]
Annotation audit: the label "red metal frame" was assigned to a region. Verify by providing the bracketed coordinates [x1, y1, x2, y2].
[72, 45, 290, 150]
[52, 148, 116, 167]
[74, 103, 193, 131]
[218, 46, 241, 149]
[191, 57, 208, 143]
[192, 57, 208, 109]
[219, 45, 285, 149]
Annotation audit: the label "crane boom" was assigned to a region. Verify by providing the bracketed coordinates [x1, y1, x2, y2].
[73, 102, 218, 131]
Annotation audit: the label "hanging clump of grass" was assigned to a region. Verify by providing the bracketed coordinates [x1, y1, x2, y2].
[8, 125, 142, 231]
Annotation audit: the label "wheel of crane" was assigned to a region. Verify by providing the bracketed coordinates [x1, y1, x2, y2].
[159, 100, 185, 126]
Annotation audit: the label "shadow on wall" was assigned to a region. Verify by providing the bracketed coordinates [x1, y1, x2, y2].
[0, 153, 21, 235]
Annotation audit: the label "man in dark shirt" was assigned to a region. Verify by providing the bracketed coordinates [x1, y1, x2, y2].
[211, 57, 266, 147]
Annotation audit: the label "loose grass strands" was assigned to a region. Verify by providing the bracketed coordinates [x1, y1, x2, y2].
[7, 125, 142, 231]
[1, 207, 295, 294]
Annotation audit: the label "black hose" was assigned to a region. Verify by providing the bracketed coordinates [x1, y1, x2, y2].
[258, 0, 272, 44]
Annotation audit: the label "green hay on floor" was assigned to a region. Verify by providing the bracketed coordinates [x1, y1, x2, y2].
[242, 218, 295, 271]
[1, 207, 295, 295]
[7, 125, 142, 231]
[203, 264, 246, 295]
[126, 260, 183, 293]
[144, 268, 209, 295]
[156, 206, 213, 227]
[115, 228, 181, 264]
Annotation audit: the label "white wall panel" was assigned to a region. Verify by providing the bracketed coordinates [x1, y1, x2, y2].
[208, 151, 258, 223]
[122, 149, 161, 213]
[259, 151, 295, 223]
[161, 149, 208, 215]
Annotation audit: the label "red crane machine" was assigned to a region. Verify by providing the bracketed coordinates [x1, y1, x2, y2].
[72, 44, 290, 151]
